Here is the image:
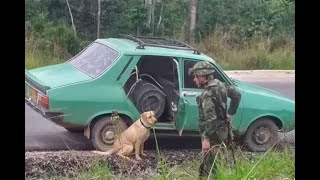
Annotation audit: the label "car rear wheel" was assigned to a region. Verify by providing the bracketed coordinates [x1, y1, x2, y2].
[245, 118, 279, 152]
[91, 116, 128, 151]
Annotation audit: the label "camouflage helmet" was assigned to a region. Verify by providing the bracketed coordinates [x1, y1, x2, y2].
[188, 61, 215, 76]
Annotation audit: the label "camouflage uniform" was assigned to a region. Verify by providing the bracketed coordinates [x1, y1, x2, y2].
[189, 61, 241, 179]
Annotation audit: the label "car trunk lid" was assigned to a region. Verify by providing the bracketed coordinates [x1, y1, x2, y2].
[26, 63, 92, 90]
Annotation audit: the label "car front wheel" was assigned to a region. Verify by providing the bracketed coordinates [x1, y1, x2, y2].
[245, 118, 279, 152]
[91, 116, 128, 152]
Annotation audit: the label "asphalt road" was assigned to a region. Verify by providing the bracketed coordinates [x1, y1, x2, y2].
[25, 74, 295, 151]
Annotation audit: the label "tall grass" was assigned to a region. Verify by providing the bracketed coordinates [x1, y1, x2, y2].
[78, 162, 116, 180]
[195, 29, 295, 70]
[148, 145, 295, 180]
[25, 34, 69, 69]
[25, 28, 294, 70]
[27, 133, 294, 180]
[25, 18, 83, 70]
[35, 163, 116, 180]
[216, 148, 295, 179]
[25, 51, 65, 69]
[59, 146, 293, 180]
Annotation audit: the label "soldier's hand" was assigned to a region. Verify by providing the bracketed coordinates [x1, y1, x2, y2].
[202, 138, 210, 152]
[226, 114, 233, 123]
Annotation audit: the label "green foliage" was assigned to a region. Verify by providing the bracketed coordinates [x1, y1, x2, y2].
[216, 148, 295, 179]
[37, 147, 294, 180]
[80, 162, 116, 180]
[25, 0, 295, 70]
[25, 3, 85, 59]
[154, 0, 189, 38]
[120, 0, 148, 35]
[195, 28, 294, 70]
[196, 0, 295, 42]
[25, 49, 64, 69]
[27, 0, 294, 41]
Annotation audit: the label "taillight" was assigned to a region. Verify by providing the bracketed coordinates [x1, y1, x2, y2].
[37, 93, 49, 110]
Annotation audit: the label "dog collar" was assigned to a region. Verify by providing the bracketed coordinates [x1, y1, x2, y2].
[140, 118, 151, 129]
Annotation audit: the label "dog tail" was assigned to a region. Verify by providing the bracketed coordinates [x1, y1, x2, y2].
[91, 147, 118, 156]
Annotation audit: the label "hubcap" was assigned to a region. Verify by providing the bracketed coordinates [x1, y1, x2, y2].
[101, 126, 116, 145]
[105, 130, 115, 140]
[253, 127, 271, 145]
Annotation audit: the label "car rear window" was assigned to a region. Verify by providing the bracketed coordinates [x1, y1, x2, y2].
[68, 42, 120, 78]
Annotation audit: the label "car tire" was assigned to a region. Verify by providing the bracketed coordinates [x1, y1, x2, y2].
[64, 127, 84, 133]
[132, 81, 166, 119]
[245, 118, 279, 152]
[91, 116, 128, 152]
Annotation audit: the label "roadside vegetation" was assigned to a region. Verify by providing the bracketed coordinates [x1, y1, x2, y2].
[89, 147, 295, 180]
[26, 145, 295, 180]
[26, 129, 295, 179]
[25, 0, 295, 70]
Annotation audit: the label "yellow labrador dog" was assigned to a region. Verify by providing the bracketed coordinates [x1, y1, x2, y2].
[92, 111, 157, 160]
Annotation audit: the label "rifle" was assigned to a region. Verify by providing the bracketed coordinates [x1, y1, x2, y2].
[226, 117, 236, 165]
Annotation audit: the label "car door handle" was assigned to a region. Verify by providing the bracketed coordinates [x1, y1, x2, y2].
[183, 93, 197, 97]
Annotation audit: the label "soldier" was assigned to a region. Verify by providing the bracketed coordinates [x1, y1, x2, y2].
[188, 61, 241, 179]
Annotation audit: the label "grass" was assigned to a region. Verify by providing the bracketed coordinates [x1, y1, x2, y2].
[25, 47, 294, 71]
[33, 145, 294, 180]
[151, 146, 295, 180]
[26, 128, 295, 180]
[216, 148, 295, 180]
[25, 35, 70, 69]
[25, 30, 295, 70]
[25, 51, 65, 69]
[25, 44, 294, 71]
[34, 163, 116, 180]
[77, 163, 117, 180]
[194, 30, 295, 70]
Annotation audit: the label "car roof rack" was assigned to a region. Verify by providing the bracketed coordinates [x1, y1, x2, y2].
[118, 34, 201, 55]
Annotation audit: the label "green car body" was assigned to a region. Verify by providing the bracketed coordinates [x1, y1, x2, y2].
[25, 37, 295, 152]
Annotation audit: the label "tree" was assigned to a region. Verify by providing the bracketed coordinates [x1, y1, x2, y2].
[189, 0, 198, 44]
[97, 0, 101, 38]
[66, 0, 77, 37]
[144, 0, 154, 35]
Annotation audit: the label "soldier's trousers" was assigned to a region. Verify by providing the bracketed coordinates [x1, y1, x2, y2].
[199, 143, 223, 179]
[199, 126, 228, 179]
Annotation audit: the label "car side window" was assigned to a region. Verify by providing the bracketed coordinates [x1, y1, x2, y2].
[184, 60, 199, 89]
[183, 59, 226, 89]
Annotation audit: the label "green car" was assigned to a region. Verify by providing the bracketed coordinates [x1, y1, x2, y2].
[25, 35, 295, 152]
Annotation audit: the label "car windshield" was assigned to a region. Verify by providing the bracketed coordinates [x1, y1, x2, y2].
[68, 42, 119, 78]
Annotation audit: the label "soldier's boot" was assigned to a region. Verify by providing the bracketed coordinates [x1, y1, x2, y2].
[199, 162, 207, 180]
[199, 152, 218, 180]
[199, 166, 218, 180]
